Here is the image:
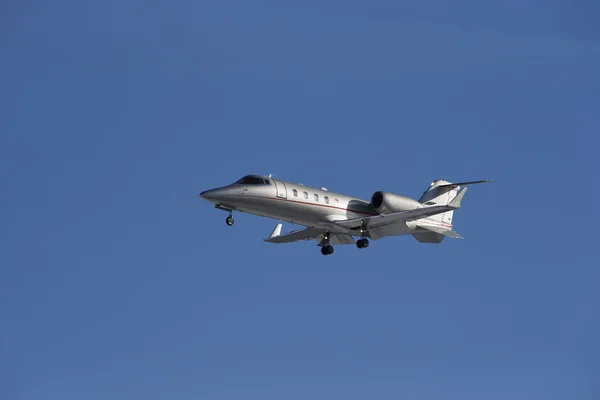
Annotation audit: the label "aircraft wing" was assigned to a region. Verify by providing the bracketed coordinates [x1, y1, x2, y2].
[264, 226, 324, 243]
[264, 224, 355, 245]
[334, 188, 468, 231]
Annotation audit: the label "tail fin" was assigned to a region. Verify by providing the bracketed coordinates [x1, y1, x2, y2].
[418, 179, 492, 225]
[414, 179, 491, 243]
[419, 179, 460, 226]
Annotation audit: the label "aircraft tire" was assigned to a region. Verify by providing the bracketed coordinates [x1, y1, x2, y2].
[226, 216, 234, 226]
[357, 239, 369, 249]
[321, 245, 334, 255]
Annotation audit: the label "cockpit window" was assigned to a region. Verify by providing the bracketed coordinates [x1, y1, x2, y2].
[236, 175, 269, 185]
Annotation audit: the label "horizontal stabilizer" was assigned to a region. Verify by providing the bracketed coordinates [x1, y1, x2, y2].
[417, 224, 463, 239]
[437, 180, 493, 189]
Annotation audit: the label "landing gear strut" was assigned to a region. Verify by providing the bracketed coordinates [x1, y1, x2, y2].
[321, 245, 334, 256]
[356, 238, 369, 249]
[357, 224, 369, 249]
[225, 214, 234, 226]
[320, 233, 334, 256]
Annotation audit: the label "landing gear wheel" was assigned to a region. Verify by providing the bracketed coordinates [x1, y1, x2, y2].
[321, 245, 334, 256]
[225, 215, 234, 226]
[357, 239, 369, 249]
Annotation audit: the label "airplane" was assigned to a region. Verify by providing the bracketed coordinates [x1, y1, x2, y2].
[200, 175, 491, 255]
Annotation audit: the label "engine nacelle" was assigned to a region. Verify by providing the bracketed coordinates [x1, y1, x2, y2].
[371, 191, 422, 214]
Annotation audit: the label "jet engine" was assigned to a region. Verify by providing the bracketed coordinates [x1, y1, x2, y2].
[371, 191, 422, 214]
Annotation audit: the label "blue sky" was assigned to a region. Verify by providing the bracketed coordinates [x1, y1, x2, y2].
[1, 1, 599, 399]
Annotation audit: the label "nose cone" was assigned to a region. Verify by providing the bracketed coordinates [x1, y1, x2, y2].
[200, 187, 233, 204]
[200, 189, 217, 202]
[200, 186, 239, 205]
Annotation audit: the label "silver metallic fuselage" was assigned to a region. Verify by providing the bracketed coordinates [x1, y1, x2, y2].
[200, 175, 491, 247]
[200, 177, 415, 237]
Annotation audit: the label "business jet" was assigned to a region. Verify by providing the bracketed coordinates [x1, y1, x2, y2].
[200, 175, 491, 255]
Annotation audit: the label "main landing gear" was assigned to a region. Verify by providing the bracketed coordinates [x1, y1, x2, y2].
[356, 238, 369, 249]
[357, 224, 369, 249]
[321, 245, 334, 256]
[320, 232, 334, 256]
[225, 214, 234, 226]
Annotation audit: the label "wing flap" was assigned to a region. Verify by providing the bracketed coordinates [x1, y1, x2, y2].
[329, 234, 355, 245]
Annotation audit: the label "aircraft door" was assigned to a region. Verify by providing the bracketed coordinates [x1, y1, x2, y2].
[273, 179, 287, 199]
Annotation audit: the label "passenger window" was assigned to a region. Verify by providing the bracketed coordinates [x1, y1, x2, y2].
[334, 199, 339, 204]
[324, 196, 329, 204]
[303, 191, 308, 199]
[293, 189, 298, 197]
[314, 194, 319, 201]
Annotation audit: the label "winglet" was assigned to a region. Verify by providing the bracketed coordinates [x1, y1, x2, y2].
[269, 223, 282, 238]
[449, 187, 468, 209]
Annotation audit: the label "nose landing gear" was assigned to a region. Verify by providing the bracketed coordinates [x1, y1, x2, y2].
[226, 214, 234, 226]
